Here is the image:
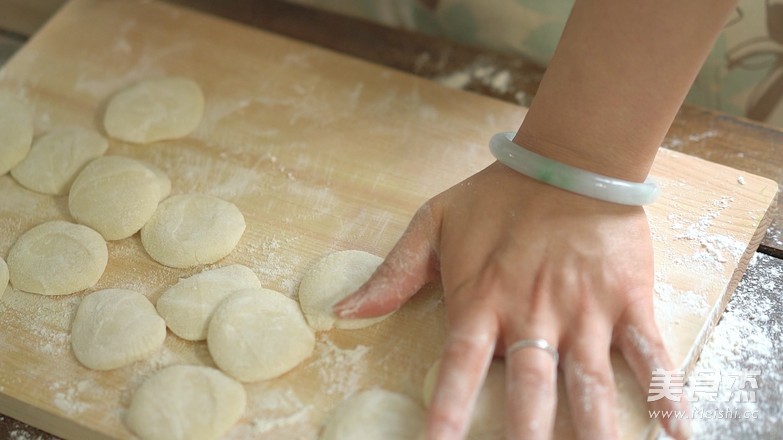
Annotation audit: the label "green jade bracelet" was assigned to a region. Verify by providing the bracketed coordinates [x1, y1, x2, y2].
[489, 132, 659, 206]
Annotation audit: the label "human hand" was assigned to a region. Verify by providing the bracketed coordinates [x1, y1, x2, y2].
[334, 161, 690, 439]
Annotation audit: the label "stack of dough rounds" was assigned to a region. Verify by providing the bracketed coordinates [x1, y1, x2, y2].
[298, 250, 392, 331]
[7, 221, 108, 295]
[125, 365, 246, 440]
[0, 257, 8, 299]
[141, 194, 245, 268]
[320, 389, 427, 440]
[207, 288, 315, 382]
[422, 360, 506, 439]
[156, 264, 262, 341]
[11, 127, 108, 195]
[71, 289, 166, 370]
[104, 77, 204, 144]
[69, 156, 171, 240]
[0, 93, 33, 175]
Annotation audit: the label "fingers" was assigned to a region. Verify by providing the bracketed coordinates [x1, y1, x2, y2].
[561, 324, 619, 440]
[615, 298, 692, 440]
[333, 203, 440, 319]
[427, 308, 498, 440]
[505, 334, 560, 440]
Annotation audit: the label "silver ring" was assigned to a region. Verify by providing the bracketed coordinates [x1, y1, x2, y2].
[506, 338, 559, 364]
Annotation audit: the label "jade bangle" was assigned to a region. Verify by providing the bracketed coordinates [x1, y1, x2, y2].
[489, 132, 659, 206]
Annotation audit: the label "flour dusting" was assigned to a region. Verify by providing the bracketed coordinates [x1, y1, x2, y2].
[669, 196, 745, 271]
[308, 337, 370, 397]
[661, 130, 720, 149]
[49, 380, 95, 416]
[247, 388, 314, 435]
[239, 235, 301, 296]
[654, 281, 709, 317]
[686, 253, 783, 438]
[435, 62, 526, 103]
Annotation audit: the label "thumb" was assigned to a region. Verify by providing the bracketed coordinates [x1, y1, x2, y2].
[333, 203, 440, 318]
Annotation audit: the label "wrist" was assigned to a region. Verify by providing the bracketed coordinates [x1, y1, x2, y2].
[512, 128, 656, 184]
[490, 132, 659, 206]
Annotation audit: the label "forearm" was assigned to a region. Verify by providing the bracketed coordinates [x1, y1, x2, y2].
[514, 0, 738, 182]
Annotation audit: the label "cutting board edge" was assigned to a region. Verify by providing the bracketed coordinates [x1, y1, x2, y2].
[676, 195, 777, 374]
[0, 391, 114, 440]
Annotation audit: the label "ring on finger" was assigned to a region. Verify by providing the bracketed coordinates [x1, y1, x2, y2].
[506, 338, 559, 364]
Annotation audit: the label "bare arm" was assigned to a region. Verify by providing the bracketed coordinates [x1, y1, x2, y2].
[518, 0, 737, 181]
[335, 1, 739, 439]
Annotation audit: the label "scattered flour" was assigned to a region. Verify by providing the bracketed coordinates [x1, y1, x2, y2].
[239, 235, 301, 296]
[435, 62, 523, 102]
[658, 253, 783, 439]
[661, 130, 720, 150]
[7, 429, 47, 440]
[669, 196, 745, 271]
[688, 130, 719, 143]
[437, 71, 470, 89]
[172, 154, 265, 198]
[246, 388, 313, 435]
[222, 335, 373, 438]
[654, 281, 709, 317]
[49, 380, 95, 416]
[28, 325, 69, 356]
[308, 337, 370, 397]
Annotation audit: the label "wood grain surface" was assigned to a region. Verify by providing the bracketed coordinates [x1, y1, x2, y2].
[164, 0, 783, 257]
[0, 1, 777, 439]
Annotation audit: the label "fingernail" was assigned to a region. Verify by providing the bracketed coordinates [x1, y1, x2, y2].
[332, 295, 362, 318]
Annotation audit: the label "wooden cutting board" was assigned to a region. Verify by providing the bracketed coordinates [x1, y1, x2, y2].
[0, 1, 777, 438]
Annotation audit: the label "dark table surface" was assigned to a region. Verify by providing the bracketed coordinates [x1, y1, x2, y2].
[1, 1, 781, 438]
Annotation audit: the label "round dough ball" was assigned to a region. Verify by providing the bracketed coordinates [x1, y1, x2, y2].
[423, 359, 505, 439]
[157, 264, 262, 341]
[104, 77, 204, 144]
[321, 389, 426, 440]
[69, 156, 170, 240]
[298, 250, 390, 331]
[141, 194, 245, 268]
[207, 288, 315, 382]
[71, 289, 166, 370]
[0, 257, 8, 299]
[0, 93, 33, 175]
[126, 365, 246, 440]
[11, 127, 108, 195]
[7, 221, 108, 296]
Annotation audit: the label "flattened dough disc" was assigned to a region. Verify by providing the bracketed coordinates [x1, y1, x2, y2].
[321, 389, 426, 440]
[104, 77, 204, 143]
[125, 365, 246, 440]
[11, 126, 108, 195]
[7, 221, 108, 296]
[0, 92, 34, 175]
[207, 288, 315, 382]
[156, 264, 262, 341]
[71, 289, 166, 370]
[141, 194, 245, 268]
